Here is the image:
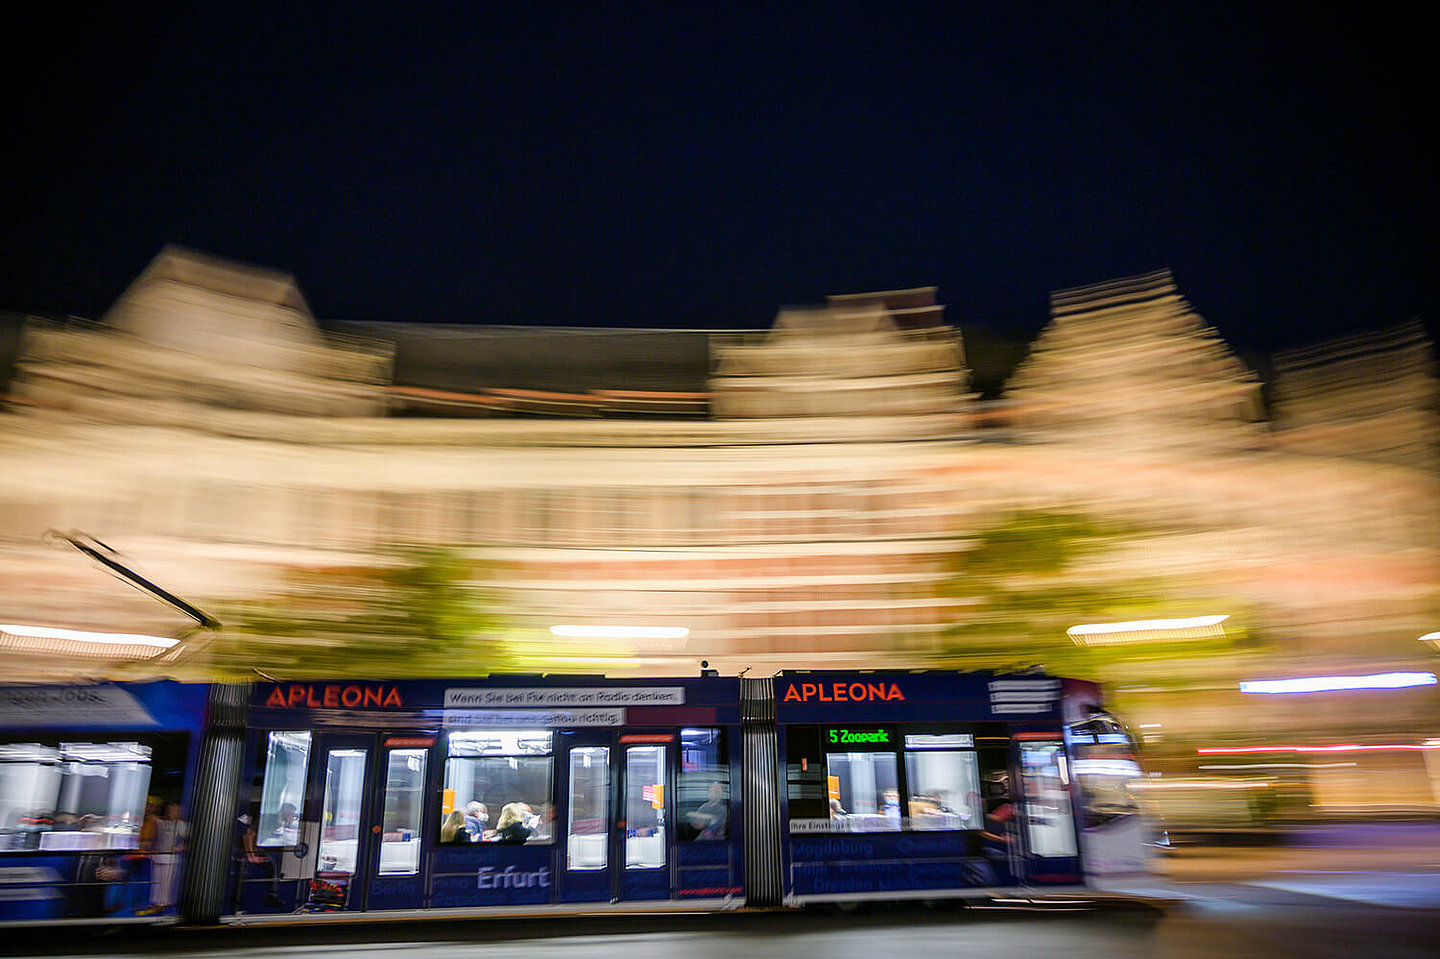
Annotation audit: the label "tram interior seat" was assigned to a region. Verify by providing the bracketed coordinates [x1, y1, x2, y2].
[379, 839, 420, 874]
[38, 831, 111, 851]
[319, 838, 358, 874]
[568, 833, 606, 869]
[626, 832, 665, 868]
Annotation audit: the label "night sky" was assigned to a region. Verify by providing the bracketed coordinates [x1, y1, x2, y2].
[4, 5, 1434, 353]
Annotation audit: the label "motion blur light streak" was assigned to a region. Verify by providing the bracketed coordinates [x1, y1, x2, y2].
[1067, 614, 1229, 646]
[1238, 672, 1437, 694]
[1198, 743, 1440, 755]
[1198, 762, 1358, 770]
[1071, 759, 1144, 777]
[0, 623, 179, 648]
[1133, 780, 1272, 790]
[1420, 631, 1440, 648]
[549, 625, 691, 640]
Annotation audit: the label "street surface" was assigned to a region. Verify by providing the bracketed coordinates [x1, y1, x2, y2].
[3, 823, 1436, 959]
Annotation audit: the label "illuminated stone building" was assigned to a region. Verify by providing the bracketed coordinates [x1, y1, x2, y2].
[1271, 319, 1439, 473]
[710, 287, 970, 425]
[1006, 269, 1264, 452]
[1, 255, 1437, 810]
[13, 247, 392, 423]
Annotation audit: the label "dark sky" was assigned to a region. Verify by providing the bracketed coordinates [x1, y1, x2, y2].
[4, 5, 1434, 351]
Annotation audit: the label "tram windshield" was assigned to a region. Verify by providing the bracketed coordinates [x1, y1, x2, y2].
[1066, 713, 1144, 828]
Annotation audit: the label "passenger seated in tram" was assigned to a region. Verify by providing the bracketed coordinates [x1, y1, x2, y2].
[440, 810, 469, 845]
[463, 802, 489, 841]
[529, 802, 555, 842]
[270, 803, 299, 846]
[828, 798, 847, 818]
[686, 783, 729, 840]
[493, 803, 532, 845]
[908, 794, 942, 819]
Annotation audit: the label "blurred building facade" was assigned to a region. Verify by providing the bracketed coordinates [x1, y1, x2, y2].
[1271, 319, 1439, 473]
[1006, 269, 1265, 453]
[1, 251, 1438, 811]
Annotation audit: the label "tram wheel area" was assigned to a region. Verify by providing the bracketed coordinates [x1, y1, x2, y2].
[0, 896, 1174, 956]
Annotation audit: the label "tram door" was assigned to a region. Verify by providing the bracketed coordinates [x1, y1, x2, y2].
[556, 730, 674, 903]
[616, 734, 672, 901]
[289, 731, 376, 912]
[1014, 736, 1079, 883]
[361, 735, 431, 911]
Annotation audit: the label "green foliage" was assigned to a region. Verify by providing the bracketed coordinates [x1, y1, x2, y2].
[949, 510, 1124, 579]
[214, 548, 513, 677]
[938, 510, 1247, 682]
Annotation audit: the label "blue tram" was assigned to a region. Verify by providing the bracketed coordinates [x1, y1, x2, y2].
[231, 675, 742, 914]
[0, 669, 1150, 924]
[0, 681, 210, 923]
[774, 671, 1088, 903]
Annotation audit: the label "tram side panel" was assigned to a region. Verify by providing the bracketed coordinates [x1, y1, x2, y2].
[774, 671, 1085, 903]
[0, 681, 211, 925]
[229, 676, 743, 916]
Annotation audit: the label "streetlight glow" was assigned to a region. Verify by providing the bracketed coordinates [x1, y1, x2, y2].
[1068, 614, 1229, 646]
[549, 625, 690, 640]
[0, 623, 179, 649]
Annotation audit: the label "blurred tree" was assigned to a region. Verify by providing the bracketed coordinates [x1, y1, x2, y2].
[213, 548, 515, 678]
[938, 510, 1253, 682]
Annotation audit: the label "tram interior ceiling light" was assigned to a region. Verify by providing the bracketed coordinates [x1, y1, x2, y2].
[1067, 614, 1229, 646]
[1238, 672, 1438, 695]
[1420, 631, 1440, 650]
[549, 625, 690, 640]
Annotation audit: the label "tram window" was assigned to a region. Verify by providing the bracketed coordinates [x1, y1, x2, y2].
[677, 728, 728, 842]
[0, 742, 152, 851]
[257, 731, 311, 847]
[904, 748, 982, 831]
[1018, 740, 1078, 857]
[378, 748, 426, 875]
[0, 744, 62, 851]
[784, 727, 827, 822]
[624, 745, 667, 867]
[443, 730, 553, 844]
[825, 752, 901, 832]
[566, 747, 609, 870]
[318, 748, 369, 874]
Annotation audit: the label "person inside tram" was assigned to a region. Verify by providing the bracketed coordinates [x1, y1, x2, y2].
[139, 797, 162, 852]
[686, 782, 729, 840]
[828, 798, 847, 818]
[440, 810, 469, 844]
[529, 802, 555, 842]
[270, 802, 299, 846]
[494, 803, 532, 844]
[980, 772, 1015, 847]
[141, 801, 187, 915]
[232, 807, 283, 911]
[463, 802, 489, 841]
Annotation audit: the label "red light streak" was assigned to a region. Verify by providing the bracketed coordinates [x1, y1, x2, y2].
[1197, 743, 1440, 755]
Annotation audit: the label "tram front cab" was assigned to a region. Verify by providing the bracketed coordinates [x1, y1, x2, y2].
[230, 677, 742, 916]
[777, 671, 1086, 904]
